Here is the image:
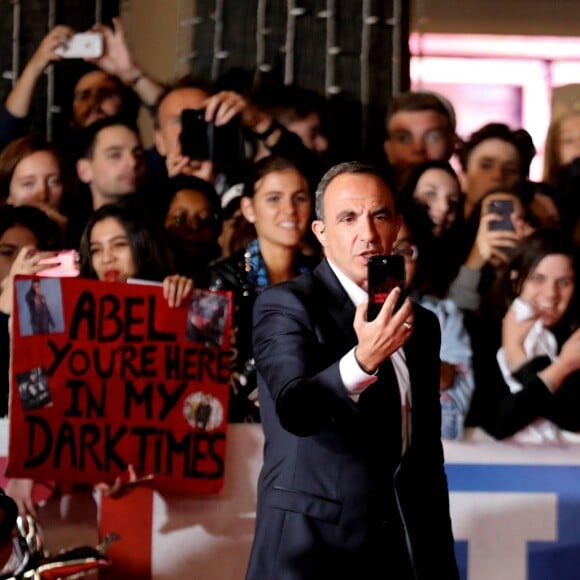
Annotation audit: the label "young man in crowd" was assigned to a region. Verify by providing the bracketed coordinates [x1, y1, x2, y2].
[384, 90, 458, 190]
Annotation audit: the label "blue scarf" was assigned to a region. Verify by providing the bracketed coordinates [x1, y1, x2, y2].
[244, 238, 312, 293]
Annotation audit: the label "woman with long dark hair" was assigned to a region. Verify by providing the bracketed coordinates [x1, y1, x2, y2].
[466, 228, 580, 441]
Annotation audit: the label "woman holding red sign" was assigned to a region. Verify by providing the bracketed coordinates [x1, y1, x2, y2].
[3, 197, 194, 517]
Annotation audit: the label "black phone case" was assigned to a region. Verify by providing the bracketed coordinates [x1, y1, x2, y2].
[180, 109, 210, 160]
[179, 109, 244, 167]
[367, 254, 406, 321]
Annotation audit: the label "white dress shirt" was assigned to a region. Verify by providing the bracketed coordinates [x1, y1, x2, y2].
[327, 260, 412, 452]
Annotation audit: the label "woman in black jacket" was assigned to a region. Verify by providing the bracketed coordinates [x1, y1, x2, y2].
[466, 228, 580, 440]
[209, 154, 318, 422]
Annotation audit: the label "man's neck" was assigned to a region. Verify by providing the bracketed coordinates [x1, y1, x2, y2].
[91, 189, 129, 210]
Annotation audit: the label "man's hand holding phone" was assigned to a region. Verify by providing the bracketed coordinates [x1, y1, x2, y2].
[353, 286, 414, 374]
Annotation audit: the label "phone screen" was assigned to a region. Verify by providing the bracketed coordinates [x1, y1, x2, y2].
[487, 199, 515, 231]
[367, 254, 406, 321]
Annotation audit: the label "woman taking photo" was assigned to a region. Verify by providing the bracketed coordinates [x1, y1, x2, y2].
[466, 228, 580, 441]
[3, 198, 194, 517]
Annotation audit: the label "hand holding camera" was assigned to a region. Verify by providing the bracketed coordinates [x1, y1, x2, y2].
[179, 105, 244, 168]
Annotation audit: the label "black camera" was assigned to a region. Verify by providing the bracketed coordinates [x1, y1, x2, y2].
[179, 108, 245, 168]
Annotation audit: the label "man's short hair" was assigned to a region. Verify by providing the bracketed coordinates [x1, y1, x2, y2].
[314, 161, 397, 221]
[457, 122, 536, 177]
[386, 90, 456, 134]
[153, 74, 215, 129]
[78, 116, 141, 159]
[251, 83, 326, 125]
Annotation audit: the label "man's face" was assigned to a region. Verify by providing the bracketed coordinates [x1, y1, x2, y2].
[164, 188, 218, 257]
[154, 88, 210, 158]
[460, 138, 521, 212]
[384, 110, 454, 175]
[312, 172, 400, 290]
[77, 125, 145, 206]
[72, 71, 123, 129]
[284, 113, 328, 155]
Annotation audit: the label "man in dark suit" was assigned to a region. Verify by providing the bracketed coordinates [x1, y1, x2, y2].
[246, 161, 458, 579]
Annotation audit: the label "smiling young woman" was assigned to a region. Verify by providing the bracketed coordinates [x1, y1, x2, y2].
[208, 154, 318, 422]
[466, 228, 580, 441]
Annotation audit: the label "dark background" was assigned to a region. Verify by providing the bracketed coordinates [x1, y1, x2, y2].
[0, 0, 409, 159]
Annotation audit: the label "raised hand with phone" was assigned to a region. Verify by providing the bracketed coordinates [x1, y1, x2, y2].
[88, 17, 163, 107]
[0, 247, 75, 317]
[448, 189, 532, 313]
[468, 191, 528, 270]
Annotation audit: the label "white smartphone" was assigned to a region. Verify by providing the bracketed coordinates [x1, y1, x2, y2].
[55, 32, 103, 59]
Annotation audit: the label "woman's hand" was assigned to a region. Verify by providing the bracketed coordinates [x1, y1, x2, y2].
[555, 328, 580, 376]
[468, 213, 521, 269]
[27, 25, 74, 74]
[89, 17, 135, 80]
[501, 301, 537, 371]
[163, 275, 194, 308]
[439, 361, 457, 390]
[538, 328, 580, 392]
[0, 246, 61, 315]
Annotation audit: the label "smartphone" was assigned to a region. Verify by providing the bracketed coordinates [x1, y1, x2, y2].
[55, 32, 103, 59]
[208, 116, 245, 168]
[180, 109, 244, 167]
[487, 199, 515, 231]
[37, 250, 80, 278]
[180, 109, 210, 160]
[367, 254, 406, 321]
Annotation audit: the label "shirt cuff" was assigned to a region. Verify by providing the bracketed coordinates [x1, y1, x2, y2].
[340, 347, 378, 400]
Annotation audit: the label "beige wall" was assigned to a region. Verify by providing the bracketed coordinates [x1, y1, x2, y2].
[120, 0, 580, 144]
[412, 0, 580, 36]
[119, 0, 194, 145]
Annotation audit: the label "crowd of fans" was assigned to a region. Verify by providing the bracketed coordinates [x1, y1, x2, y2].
[1, 16, 580, 453]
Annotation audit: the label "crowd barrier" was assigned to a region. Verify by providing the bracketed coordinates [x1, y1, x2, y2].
[2, 420, 579, 579]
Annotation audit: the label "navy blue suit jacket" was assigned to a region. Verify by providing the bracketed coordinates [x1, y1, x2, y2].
[246, 259, 458, 580]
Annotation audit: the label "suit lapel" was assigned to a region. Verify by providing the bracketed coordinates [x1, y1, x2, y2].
[402, 304, 421, 405]
[313, 260, 357, 346]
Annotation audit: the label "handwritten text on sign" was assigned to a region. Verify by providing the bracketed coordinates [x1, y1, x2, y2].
[7, 278, 232, 493]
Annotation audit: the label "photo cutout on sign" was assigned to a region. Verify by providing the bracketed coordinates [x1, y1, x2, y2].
[186, 290, 229, 348]
[16, 366, 53, 411]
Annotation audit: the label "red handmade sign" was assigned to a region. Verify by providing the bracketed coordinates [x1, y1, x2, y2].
[6, 276, 232, 494]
